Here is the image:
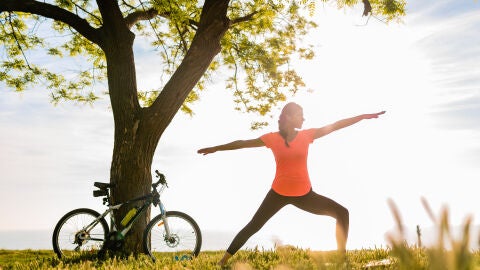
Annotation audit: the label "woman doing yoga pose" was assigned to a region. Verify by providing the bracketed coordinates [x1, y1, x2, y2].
[197, 102, 385, 266]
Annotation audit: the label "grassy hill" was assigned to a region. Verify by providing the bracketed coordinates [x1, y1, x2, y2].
[1, 247, 479, 270]
[2, 201, 478, 269]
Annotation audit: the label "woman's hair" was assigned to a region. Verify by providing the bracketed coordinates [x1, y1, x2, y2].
[278, 102, 302, 147]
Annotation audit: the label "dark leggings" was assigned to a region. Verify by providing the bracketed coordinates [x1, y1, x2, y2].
[226, 189, 349, 255]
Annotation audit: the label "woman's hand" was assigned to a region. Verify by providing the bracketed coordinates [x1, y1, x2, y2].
[363, 111, 386, 119]
[197, 147, 217, 155]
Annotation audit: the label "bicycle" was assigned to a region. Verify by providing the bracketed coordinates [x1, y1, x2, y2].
[52, 170, 202, 261]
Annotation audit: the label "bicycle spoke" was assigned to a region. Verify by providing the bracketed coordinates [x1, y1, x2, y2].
[144, 211, 201, 260]
[53, 208, 108, 258]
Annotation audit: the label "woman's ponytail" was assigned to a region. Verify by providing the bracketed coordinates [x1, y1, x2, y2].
[278, 102, 301, 147]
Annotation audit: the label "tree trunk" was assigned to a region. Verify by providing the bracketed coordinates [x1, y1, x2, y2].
[102, 28, 157, 253]
[110, 120, 157, 253]
[101, 0, 231, 255]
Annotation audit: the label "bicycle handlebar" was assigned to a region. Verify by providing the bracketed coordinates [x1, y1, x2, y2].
[153, 170, 167, 188]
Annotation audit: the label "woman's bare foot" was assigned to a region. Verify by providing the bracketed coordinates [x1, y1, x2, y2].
[218, 252, 232, 267]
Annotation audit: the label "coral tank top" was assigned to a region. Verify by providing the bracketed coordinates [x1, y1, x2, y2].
[260, 129, 315, 196]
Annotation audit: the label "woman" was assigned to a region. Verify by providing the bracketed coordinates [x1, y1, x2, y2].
[197, 102, 385, 266]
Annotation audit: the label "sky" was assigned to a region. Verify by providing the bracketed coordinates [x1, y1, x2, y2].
[1, 0, 479, 251]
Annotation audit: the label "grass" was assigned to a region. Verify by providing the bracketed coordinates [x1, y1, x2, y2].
[385, 198, 480, 270]
[1, 198, 479, 269]
[0, 247, 479, 270]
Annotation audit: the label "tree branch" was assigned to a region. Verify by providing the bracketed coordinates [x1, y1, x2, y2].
[124, 7, 199, 30]
[3, 13, 32, 69]
[96, 0, 128, 37]
[188, 19, 199, 29]
[120, 0, 137, 11]
[0, 0, 101, 45]
[124, 8, 159, 29]
[174, 20, 189, 53]
[148, 0, 230, 129]
[362, 0, 372, 16]
[69, 0, 102, 26]
[230, 11, 259, 26]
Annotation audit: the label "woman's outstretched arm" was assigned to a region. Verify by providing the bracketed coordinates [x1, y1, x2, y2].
[197, 138, 265, 155]
[313, 111, 385, 139]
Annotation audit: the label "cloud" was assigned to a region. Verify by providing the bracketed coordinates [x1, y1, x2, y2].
[430, 92, 480, 130]
[408, 0, 479, 23]
[405, 1, 480, 134]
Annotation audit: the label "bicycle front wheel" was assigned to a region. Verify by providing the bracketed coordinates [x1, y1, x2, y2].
[52, 208, 109, 258]
[143, 211, 202, 260]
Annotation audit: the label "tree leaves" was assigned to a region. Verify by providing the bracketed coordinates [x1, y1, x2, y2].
[0, 0, 405, 126]
[221, 1, 314, 127]
[0, 10, 104, 102]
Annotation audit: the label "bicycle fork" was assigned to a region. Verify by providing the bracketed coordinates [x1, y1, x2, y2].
[157, 201, 174, 244]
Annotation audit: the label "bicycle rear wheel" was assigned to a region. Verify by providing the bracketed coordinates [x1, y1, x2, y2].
[143, 211, 202, 260]
[52, 208, 109, 258]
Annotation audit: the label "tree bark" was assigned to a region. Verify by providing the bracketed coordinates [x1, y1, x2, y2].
[100, 13, 150, 252]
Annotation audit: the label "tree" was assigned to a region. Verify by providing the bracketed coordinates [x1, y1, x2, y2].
[0, 0, 405, 254]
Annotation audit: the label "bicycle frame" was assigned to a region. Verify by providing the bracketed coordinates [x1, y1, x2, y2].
[109, 184, 168, 238]
[83, 177, 169, 244]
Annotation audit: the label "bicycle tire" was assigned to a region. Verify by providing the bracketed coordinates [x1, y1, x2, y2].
[143, 211, 202, 260]
[52, 208, 109, 258]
